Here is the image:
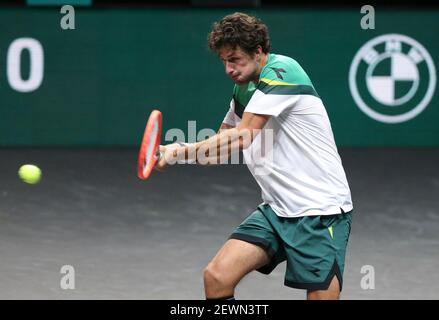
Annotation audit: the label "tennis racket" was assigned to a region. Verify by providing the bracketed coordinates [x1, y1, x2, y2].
[137, 109, 163, 180]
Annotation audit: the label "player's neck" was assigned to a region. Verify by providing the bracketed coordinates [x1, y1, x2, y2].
[252, 53, 269, 84]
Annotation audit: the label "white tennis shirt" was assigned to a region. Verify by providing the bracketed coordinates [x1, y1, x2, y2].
[222, 53, 353, 218]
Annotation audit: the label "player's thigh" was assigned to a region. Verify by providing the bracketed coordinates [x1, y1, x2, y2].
[206, 239, 270, 283]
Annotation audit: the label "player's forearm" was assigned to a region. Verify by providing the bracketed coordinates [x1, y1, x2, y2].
[175, 128, 252, 165]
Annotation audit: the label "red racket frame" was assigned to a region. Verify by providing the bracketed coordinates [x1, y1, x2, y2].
[137, 110, 162, 180]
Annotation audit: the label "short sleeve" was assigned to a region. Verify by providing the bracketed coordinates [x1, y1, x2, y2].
[244, 89, 300, 117]
[222, 99, 236, 126]
[244, 57, 319, 117]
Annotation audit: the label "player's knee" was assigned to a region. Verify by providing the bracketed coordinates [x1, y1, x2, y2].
[203, 263, 230, 289]
[307, 276, 340, 300]
[307, 290, 339, 300]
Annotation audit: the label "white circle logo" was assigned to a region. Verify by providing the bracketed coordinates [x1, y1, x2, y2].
[349, 34, 436, 123]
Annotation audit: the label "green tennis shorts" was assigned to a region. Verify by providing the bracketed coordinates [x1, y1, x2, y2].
[230, 203, 352, 291]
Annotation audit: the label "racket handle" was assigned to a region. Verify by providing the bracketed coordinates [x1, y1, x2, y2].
[156, 150, 163, 161]
[156, 142, 188, 163]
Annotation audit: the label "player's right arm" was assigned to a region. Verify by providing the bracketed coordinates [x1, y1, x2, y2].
[156, 92, 237, 170]
[156, 101, 237, 170]
[156, 110, 269, 170]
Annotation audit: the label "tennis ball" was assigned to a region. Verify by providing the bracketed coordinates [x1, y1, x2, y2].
[18, 164, 42, 184]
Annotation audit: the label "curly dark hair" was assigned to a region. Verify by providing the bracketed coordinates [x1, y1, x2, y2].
[207, 12, 271, 56]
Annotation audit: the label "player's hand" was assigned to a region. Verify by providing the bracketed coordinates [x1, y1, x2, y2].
[155, 144, 179, 172]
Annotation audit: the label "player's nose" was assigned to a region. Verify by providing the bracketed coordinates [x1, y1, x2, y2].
[225, 62, 235, 76]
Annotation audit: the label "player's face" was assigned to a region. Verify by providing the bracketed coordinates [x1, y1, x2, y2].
[218, 46, 261, 84]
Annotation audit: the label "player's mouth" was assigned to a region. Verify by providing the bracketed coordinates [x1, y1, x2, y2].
[231, 74, 240, 81]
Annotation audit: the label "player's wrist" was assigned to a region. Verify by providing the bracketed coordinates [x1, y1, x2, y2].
[174, 141, 197, 164]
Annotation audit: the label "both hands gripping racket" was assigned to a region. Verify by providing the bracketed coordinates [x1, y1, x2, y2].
[137, 109, 163, 180]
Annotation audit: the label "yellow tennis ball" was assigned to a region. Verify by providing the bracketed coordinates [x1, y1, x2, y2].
[18, 164, 42, 184]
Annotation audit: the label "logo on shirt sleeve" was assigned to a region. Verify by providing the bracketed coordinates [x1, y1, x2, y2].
[269, 67, 286, 80]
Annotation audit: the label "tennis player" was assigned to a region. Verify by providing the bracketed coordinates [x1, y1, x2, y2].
[155, 12, 353, 300]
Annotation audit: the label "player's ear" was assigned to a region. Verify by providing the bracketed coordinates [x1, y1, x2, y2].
[254, 46, 263, 60]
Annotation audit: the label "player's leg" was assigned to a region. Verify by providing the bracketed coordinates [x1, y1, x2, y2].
[307, 275, 340, 300]
[280, 210, 352, 299]
[203, 238, 270, 299]
[204, 204, 283, 299]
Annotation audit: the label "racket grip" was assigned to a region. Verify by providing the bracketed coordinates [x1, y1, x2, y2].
[156, 150, 164, 161]
[155, 142, 188, 163]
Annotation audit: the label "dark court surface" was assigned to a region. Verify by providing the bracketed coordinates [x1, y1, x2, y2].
[0, 148, 438, 299]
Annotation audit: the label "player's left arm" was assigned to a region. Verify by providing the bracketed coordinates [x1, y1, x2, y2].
[214, 111, 270, 150]
[157, 112, 269, 168]
[217, 122, 234, 133]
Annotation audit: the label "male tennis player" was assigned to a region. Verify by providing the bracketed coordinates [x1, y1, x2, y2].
[155, 12, 353, 300]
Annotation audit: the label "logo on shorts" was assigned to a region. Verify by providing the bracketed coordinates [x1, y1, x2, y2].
[349, 34, 436, 124]
[309, 268, 320, 277]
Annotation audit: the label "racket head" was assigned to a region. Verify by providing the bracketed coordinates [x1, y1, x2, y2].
[137, 109, 162, 180]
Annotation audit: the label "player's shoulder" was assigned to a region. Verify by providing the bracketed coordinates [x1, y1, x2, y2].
[260, 53, 312, 86]
[267, 53, 299, 68]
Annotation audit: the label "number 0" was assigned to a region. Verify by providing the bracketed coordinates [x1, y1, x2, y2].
[7, 38, 44, 92]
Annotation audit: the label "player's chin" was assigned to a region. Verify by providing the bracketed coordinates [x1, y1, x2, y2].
[232, 77, 249, 85]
